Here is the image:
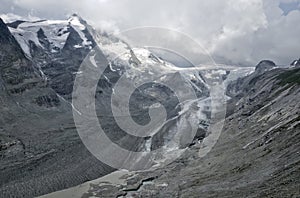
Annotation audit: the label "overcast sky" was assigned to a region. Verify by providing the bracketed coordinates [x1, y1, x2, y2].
[0, 0, 300, 66]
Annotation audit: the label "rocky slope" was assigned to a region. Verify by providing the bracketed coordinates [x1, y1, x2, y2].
[41, 61, 300, 197]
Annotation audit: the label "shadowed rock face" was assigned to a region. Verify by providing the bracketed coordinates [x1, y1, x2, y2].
[0, 18, 33, 92]
[0, 18, 24, 61]
[0, 18, 56, 104]
[291, 58, 300, 67]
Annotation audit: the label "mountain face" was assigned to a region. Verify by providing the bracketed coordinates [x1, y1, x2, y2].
[0, 17, 61, 111]
[43, 61, 300, 198]
[0, 18, 39, 95]
[0, 18, 24, 60]
[0, 17, 119, 198]
[0, 15, 219, 197]
[1, 15, 299, 198]
[7, 14, 96, 99]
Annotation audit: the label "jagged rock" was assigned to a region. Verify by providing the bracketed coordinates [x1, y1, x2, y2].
[6, 20, 26, 28]
[34, 94, 60, 107]
[0, 18, 25, 62]
[291, 58, 300, 67]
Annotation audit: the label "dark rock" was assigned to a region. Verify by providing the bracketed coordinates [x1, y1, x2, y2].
[6, 20, 26, 28]
[255, 60, 276, 73]
[0, 18, 25, 62]
[33, 94, 60, 107]
[290, 58, 300, 67]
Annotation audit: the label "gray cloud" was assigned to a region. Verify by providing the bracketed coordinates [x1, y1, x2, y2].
[0, 0, 299, 66]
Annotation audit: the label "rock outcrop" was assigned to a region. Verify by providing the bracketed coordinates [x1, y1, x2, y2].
[291, 58, 300, 67]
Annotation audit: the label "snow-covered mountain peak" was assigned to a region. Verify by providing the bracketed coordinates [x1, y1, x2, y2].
[67, 14, 86, 31]
[6, 15, 234, 96]
[7, 15, 93, 57]
[132, 48, 168, 65]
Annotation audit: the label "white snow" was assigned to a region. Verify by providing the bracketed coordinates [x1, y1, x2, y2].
[73, 71, 83, 75]
[8, 16, 93, 57]
[97, 39, 130, 62]
[10, 20, 69, 56]
[68, 16, 85, 30]
[145, 138, 152, 152]
[89, 54, 98, 68]
[9, 27, 43, 57]
[74, 44, 82, 48]
[291, 60, 299, 67]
